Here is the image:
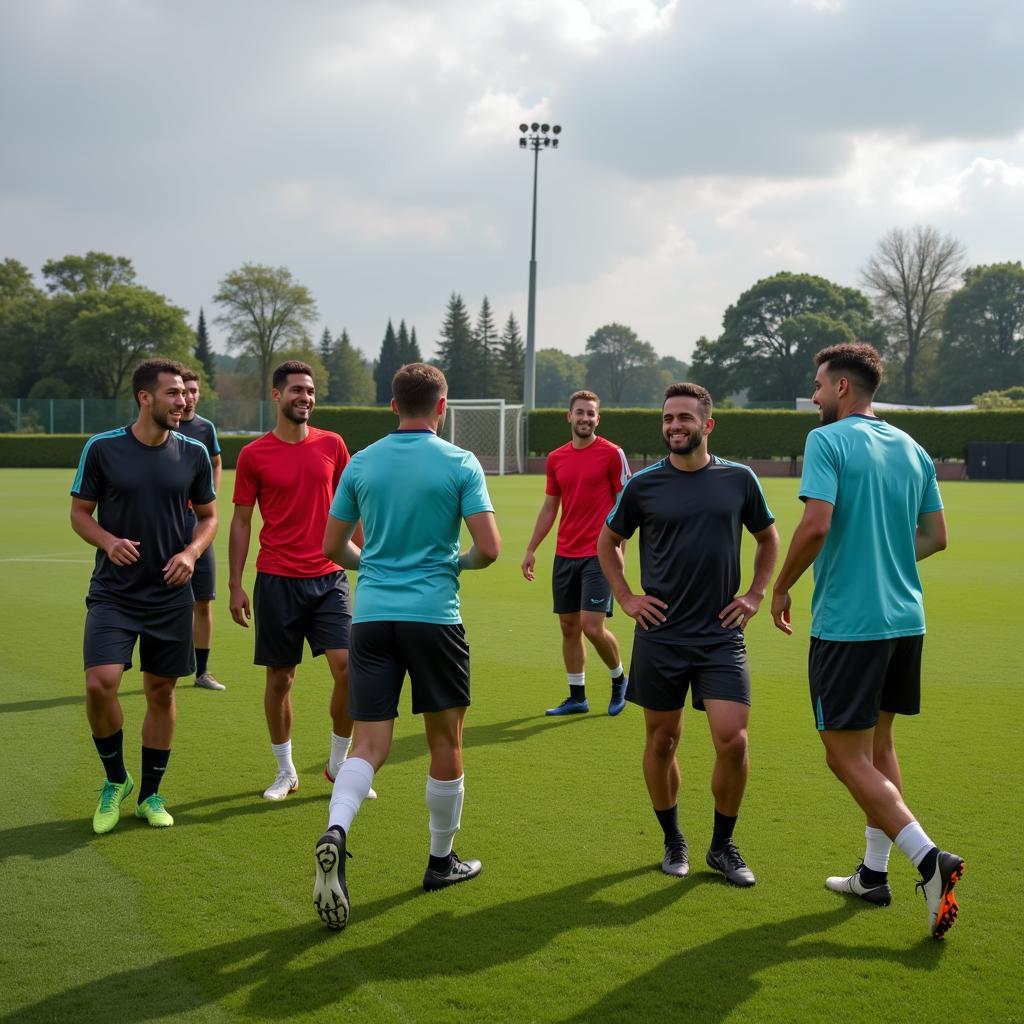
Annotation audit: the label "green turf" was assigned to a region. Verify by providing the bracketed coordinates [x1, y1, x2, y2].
[0, 470, 1020, 1023]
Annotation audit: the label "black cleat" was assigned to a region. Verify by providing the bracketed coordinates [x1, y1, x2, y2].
[825, 863, 892, 906]
[661, 835, 690, 877]
[423, 851, 483, 892]
[313, 828, 351, 930]
[706, 839, 756, 887]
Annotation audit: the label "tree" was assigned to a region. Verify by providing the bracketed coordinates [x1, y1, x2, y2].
[583, 323, 658, 404]
[396, 319, 421, 365]
[935, 263, 1024, 403]
[434, 293, 480, 397]
[405, 325, 423, 363]
[973, 385, 1024, 408]
[213, 263, 318, 395]
[474, 296, 499, 396]
[329, 329, 375, 405]
[535, 348, 586, 406]
[659, 355, 689, 382]
[42, 251, 135, 295]
[497, 312, 524, 402]
[374, 320, 401, 404]
[0, 259, 50, 397]
[861, 226, 966, 402]
[317, 328, 334, 399]
[194, 307, 217, 389]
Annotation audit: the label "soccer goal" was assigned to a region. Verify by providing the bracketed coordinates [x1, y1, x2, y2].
[443, 399, 525, 474]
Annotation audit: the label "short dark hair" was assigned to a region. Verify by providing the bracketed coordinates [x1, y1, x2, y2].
[180, 367, 199, 384]
[568, 389, 600, 411]
[131, 358, 185, 407]
[664, 381, 712, 417]
[392, 363, 448, 416]
[272, 360, 315, 391]
[815, 343, 883, 395]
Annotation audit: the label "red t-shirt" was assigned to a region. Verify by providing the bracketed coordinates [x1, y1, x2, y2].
[233, 427, 350, 578]
[546, 435, 631, 558]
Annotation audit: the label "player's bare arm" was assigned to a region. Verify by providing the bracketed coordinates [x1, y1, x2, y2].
[770, 498, 833, 635]
[521, 494, 559, 580]
[211, 453, 223, 494]
[460, 511, 500, 570]
[227, 503, 254, 626]
[323, 516, 362, 571]
[597, 523, 667, 630]
[70, 496, 140, 566]
[719, 523, 780, 630]
[915, 509, 948, 561]
[164, 500, 217, 587]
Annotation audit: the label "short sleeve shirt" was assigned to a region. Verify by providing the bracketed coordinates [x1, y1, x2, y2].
[71, 427, 215, 609]
[606, 456, 775, 643]
[233, 427, 350, 578]
[545, 436, 631, 557]
[330, 430, 493, 624]
[175, 414, 221, 459]
[799, 415, 943, 640]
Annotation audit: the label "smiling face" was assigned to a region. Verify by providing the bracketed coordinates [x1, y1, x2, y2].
[568, 398, 600, 440]
[274, 373, 316, 424]
[182, 379, 200, 420]
[811, 362, 842, 425]
[143, 372, 187, 431]
[662, 395, 711, 456]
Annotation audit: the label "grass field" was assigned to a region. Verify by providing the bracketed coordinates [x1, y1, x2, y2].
[1, 469, 1021, 1024]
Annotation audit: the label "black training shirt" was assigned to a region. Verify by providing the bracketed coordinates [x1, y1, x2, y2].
[175, 413, 221, 460]
[606, 455, 774, 644]
[71, 427, 216, 609]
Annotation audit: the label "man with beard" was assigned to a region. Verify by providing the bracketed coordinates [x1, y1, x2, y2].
[72, 358, 217, 833]
[522, 390, 631, 717]
[597, 383, 778, 884]
[770, 343, 962, 939]
[229, 361, 373, 802]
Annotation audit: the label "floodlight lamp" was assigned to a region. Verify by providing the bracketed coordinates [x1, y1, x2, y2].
[519, 137, 527, 148]
[544, 137, 550, 146]
[531, 122, 539, 131]
[519, 123, 528, 133]
[552, 139, 559, 148]
[552, 124, 562, 134]
[541, 123, 550, 132]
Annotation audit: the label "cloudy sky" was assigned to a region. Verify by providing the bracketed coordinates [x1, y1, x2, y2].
[3, 0, 1023, 365]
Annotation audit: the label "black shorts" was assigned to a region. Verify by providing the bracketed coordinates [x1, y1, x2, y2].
[552, 555, 613, 616]
[83, 598, 195, 678]
[348, 621, 471, 721]
[187, 509, 215, 601]
[627, 636, 751, 712]
[253, 571, 351, 667]
[808, 635, 923, 731]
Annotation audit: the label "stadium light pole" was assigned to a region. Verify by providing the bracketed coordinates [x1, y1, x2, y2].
[518, 121, 561, 415]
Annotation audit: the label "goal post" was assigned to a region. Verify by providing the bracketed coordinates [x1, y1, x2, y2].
[443, 399, 525, 474]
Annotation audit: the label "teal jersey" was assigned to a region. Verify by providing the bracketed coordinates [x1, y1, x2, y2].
[329, 430, 493, 624]
[799, 414, 943, 641]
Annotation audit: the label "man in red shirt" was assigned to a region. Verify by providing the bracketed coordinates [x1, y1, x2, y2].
[522, 390, 631, 716]
[229, 360, 373, 801]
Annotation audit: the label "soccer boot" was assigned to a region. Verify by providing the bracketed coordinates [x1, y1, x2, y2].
[916, 850, 965, 939]
[263, 770, 299, 801]
[825, 863, 892, 906]
[194, 672, 226, 691]
[313, 828, 351, 931]
[706, 839, 756, 887]
[545, 696, 589, 716]
[323, 763, 377, 800]
[608, 677, 628, 717]
[661, 835, 690, 878]
[135, 793, 174, 828]
[423, 851, 483, 891]
[92, 773, 134, 835]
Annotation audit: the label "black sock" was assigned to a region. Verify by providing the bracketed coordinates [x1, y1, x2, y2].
[711, 810, 737, 851]
[195, 648, 210, 676]
[654, 805, 684, 845]
[611, 667, 624, 681]
[859, 865, 888, 886]
[918, 846, 938, 880]
[428, 852, 454, 872]
[569, 684, 586, 702]
[138, 747, 170, 803]
[93, 730, 128, 784]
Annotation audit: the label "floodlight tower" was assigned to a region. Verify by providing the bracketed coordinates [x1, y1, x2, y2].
[518, 121, 562, 414]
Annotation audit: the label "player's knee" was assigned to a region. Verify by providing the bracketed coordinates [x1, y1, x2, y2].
[559, 618, 582, 640]
[85, 670, 118, 701]
[714, 728, 748, 762]
[266, 669, 295, 695]
[647, 728, 678, 759]
[581, 622, 606, 644]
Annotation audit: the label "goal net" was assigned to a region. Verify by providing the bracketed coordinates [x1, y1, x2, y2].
[443, 399, 525, 474]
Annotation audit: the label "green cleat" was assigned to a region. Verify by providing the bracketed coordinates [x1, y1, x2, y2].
[93, 773, 134, 835]
[135, 793, 174, 828]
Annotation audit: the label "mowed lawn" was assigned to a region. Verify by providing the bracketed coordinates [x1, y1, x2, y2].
[0, 468, 1020, 1024]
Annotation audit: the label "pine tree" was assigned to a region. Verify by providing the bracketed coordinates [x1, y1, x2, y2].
[194, 307, 217, 388]
[475, 296, 499, 396]
[498, 312, 525, 401]
[332, 328, 375, 404]
[434, 293, 479, 397]
[374, 319, 401, 404]
[407, 326, 422, 363]
[396, 320, 412, 366]
[318, 328, 334, 399]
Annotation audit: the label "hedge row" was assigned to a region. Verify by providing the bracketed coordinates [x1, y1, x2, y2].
[2, 409, 1023, 467]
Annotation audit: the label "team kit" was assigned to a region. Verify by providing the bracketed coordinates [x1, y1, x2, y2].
[71, 346, 964, 941]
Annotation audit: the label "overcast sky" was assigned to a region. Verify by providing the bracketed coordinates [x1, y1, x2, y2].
[3, 0, 1023, 366]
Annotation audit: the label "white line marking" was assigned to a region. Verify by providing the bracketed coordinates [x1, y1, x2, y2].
[0, 557, 93, 564]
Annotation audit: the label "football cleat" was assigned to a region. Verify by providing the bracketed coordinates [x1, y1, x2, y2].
[423, 852, 483, 892]
[313, 828, 351, 930]
[661, 835, 690, 878]
[93, 773, 134, 835]
[706, 840, 756, 887]
[608, 677, 628, 717]
[135, 793, 174, 828]
[545, 697, 589, 716]
[263, 770, 299, 801]
[194, 672, 226, 691]
[917, 850, 965, 940]
[825, 863, 892, 906]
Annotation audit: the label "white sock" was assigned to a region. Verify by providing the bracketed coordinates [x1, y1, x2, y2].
[567, 672, 585, 689]
[610, 664, 624, 680]
[271, 740, 295, 777]
[894, 821, 934, 869]
[328, 757, 375, 833]
[863, 826, 892, 873]
[329, 733, 352, 777]
[426, 775, 465, 858]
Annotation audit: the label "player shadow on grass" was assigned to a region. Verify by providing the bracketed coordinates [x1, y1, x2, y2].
[0, 689, 144, 715]
[2, 866, 710, 1022]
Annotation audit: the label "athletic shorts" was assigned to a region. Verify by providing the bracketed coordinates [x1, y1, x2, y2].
[627, 636, 751, 712]
[187, 509, 215, 601]
[552, 555, 613, 616]
[808, 635, 923, 731]
[253, 571, 350, 667]
[348, 621, 471, 721]
[83, 598, 195, 678]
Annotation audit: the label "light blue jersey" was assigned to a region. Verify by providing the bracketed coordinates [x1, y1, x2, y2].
[799, 414, 943, 641]
[330, 429, 493, 624]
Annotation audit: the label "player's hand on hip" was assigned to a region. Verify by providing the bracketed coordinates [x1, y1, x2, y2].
[719, 591, 762, 631]
[521, 551, 536, 581]
[106, 538, 141, 566]
[770, 591, 793, 635]
[163, 550, 195, 587]
[229, 584, 251, 627]
[621, 592, 668, 631]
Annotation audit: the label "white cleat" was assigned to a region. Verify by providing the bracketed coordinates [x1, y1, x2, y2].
[263, 771, 299, 801]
